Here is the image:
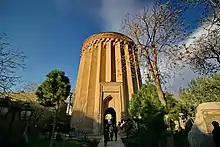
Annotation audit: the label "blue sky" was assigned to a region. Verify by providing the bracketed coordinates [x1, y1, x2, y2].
[0, 0, 208, 93]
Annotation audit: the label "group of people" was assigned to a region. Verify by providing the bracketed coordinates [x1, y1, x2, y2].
[102, 120, 220, 147]
[103, 119, 119, 147]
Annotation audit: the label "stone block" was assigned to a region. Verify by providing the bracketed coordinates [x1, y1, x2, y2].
[188, 102, 220, 147]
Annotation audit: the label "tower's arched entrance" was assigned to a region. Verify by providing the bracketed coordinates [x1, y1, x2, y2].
[104, 107, 116, 128]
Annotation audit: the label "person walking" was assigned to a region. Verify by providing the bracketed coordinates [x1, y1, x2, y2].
[104, 125, 109, 147]
[113, 124, 118, 141]
[109, 124, 114, 141]
[212, 121, 220, 147]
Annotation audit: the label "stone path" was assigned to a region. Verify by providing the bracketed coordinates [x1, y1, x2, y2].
[97, 137, 125, 147]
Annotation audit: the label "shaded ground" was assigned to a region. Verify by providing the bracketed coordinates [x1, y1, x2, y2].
[97, 137, 125, 147]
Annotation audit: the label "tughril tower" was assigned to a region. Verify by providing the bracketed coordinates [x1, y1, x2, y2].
[71, 32, 142, 134]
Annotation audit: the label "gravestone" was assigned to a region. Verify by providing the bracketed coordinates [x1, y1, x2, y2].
[188, 102, 220, 147]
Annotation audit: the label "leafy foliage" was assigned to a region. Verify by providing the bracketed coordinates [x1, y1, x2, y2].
[130, 84, 179, 120]
[129, 84, 165, 118]
[165, 92, 178, 113]
[29, 103, 53, 130]
[121, 119, 137, 139]
[179, 73, 220, 117]
[127, 84, 179, 146]
[35, 70, 71, 147]
[35, 70, 71, 108]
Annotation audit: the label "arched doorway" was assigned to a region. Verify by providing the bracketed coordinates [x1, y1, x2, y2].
[103, 107, 116, 129]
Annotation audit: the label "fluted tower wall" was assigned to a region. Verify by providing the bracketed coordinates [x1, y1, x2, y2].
[71, 32, 142, 134]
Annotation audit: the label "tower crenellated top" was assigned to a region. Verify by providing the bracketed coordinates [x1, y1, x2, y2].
[81, 32, 135, 54]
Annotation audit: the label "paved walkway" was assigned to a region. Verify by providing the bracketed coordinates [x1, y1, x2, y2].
[97, 137, 125, 147]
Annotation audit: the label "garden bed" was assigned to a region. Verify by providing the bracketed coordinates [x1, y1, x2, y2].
[121, 137, 138, 147]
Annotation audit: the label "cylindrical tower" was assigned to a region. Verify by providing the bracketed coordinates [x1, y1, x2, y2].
[71, 32, 142, 134]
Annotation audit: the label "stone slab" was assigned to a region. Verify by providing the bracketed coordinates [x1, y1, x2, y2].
[188, 102, 220, 147]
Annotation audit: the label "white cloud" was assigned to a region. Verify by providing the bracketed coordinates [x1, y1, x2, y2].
[100, 0, 154, 31]
[183, 19, 220, 51]
[165, 28, 203, 94]
[98, 0, 211, 95]
[99, 0, 154, 86]
[99, 0, 155, 86]
[168, 22, 220, 94]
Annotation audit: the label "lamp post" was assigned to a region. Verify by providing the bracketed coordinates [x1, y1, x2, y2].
[63, 92, 73, 142]
[64, 92, 73, 115]
[133, 115, 142, 147]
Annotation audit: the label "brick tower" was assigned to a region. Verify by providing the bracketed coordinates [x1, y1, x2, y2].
[71, 32, 142, 134]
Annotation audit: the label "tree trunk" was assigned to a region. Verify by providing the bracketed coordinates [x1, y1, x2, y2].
[152, 45, 166, 106]
[143, 48, 166, 106]
[50, 110, 57, 147]
[154, 74, 166, 106]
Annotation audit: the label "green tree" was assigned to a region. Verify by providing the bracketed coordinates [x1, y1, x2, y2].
[129, 84, 165, 118]
[129, 84, 178, 120]
[35, 70, 71, 147]
[165, 92, 178, 113]
[179, 73, 220, 117]
[36, 70, 71, 107]
[129, 84, 178, 146]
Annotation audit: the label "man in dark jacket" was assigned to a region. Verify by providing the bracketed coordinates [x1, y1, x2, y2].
[104, 125, 109, 147]
[114, 124, 118, 141]
[109, 124, 114, 141]
[212, 121, 220, 147]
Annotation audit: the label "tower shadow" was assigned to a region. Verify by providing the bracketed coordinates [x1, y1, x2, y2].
[70, 110, 101, 135]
